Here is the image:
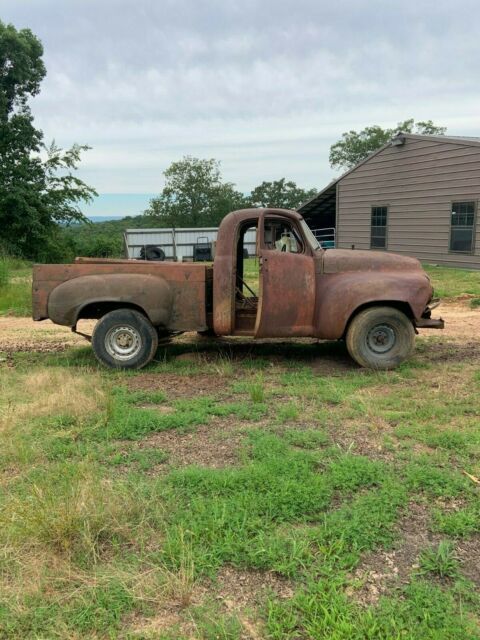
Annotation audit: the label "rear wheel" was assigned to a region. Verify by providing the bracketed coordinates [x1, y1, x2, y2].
[92, 309, 158, 369]
[346, 306, 415, 370]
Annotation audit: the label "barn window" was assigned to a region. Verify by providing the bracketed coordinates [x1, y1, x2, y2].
[371, 206, 388, 249]
[450, 202, 476, 253]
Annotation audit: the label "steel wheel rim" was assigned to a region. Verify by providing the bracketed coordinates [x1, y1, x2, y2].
[105, 325, 142, 360]
[366, 323, 396, 354]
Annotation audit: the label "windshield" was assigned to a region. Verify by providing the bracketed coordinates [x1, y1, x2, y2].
[300, 219, 321, 251]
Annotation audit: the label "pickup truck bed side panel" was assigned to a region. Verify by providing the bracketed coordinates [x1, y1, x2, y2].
[33, 262, 208, 331]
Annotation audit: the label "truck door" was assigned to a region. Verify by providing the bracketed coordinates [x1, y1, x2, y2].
[254, 215, 316, 338]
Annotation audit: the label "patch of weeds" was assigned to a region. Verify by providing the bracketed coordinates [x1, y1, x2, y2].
[432, 504, 480, 537]
[374, 578, 479, 639]
[108, 447, 168, 471]
[404, 458, 471, 497]
[276, 402, 299, 423]
[283, 427, 328, 449]
[395, 423, 480, 454]
[120, 387, 167, 405]
[313, 481, 408, 562]
[240, 356, 271, 370]
[231, 375, 266, 403]
[325, 454, 387, 493]
[267, 575, 478, 640]
[418, 541, 459, 579]
[0, 578, 136, 639]
[161, 433, 335, 575]
[92, 390, 268, 441]
[0, 462, 154, 564]
[160, 434, 402, 578]
[279, 369, 404, 404]
[12, 347, 100, 370]
[190, 606, 243, 639]
[248, 380, 265, 403]
[470, 297, 480, 308]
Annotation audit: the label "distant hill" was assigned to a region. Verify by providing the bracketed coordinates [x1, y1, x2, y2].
[63, 213, 165, 258]
[88, 215, 126, 223]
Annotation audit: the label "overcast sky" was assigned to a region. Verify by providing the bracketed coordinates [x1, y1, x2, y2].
[2, 0, 480, 214]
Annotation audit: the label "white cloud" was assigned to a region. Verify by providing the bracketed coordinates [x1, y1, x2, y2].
[2, 0, 480, 196]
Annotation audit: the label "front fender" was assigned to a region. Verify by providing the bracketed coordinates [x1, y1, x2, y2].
[315, 271, 432, 339]
[48, 273, 173, 327]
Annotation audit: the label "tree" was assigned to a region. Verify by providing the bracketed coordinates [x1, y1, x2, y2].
[146, 156, 246, 227]
[0, 21, 96, 260]
[329, 119, 447, 171]
[248, 178, 317, 209]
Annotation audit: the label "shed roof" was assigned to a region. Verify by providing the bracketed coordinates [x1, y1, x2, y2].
[298, 133, 480, 218]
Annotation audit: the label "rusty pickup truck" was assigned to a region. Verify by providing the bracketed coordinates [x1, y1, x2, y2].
[33, 208, 443, 369]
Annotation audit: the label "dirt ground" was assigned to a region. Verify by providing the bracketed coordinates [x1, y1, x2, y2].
[0, 301, 477, 354]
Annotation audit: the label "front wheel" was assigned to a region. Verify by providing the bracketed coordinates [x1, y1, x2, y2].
[92, 309, 158, 369]
[346, 306, 415, 370]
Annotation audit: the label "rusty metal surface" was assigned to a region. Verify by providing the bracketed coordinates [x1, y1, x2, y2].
[33, 261, 207, 331]
[254, 249, 316, 337]
[322, 248, 423, 273]
[213, 208, 306, 335]
[314, 270, 433, 339]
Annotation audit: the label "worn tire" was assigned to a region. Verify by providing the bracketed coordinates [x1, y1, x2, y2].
[92, 309, 158, 369]
[346, 306, 415, 370]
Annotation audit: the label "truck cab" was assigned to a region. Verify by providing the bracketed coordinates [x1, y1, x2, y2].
[32, 207, 443, 370]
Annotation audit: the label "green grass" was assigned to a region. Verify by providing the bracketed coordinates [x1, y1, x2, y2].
[1, 288, 480, 637]
[423, 263, 480, 298]
[418, 541, 460, 579]
[0, 256, 32, 316]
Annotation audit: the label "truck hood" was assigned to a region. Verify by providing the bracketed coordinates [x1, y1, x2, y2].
[322, 249, 422, 274]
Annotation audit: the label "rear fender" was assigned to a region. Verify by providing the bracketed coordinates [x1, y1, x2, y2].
[48, 273, 173, 327]
[315, 271, 432, 339]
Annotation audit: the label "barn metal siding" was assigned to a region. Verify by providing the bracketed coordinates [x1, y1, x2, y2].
[124, 227, 257, 261]
[336, 137, 480, 269]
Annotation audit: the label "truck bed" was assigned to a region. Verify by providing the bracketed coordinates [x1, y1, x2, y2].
[33, 258, 213, 331]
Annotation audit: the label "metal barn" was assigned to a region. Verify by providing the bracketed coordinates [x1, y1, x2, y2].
[299, 133, 480, 269]
[124, 226, 257, 262]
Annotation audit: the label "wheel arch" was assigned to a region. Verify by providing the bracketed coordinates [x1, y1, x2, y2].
[47, 273, 173, 327]
[342, 300, 414, 339]
[76, 299, 150, 322]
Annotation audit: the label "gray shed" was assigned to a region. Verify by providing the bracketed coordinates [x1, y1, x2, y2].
[299, 134, 480, 269]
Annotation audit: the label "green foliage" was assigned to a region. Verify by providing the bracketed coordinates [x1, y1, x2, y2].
[423, 264, 480, 298]
[0, 255, 32, 315]
[249, 177, 317, 209]
[92, 387, 267, 441]
[329, 119, 447, 170]
[419, 541, 459, 579]
[0, 20, 96, 260]
[267, 578, 478, 640]
[433, 504, 480, 537]
[404, 459, 470, 497]
[282, 427, 328, 448]
[146, 156, 247, 227]
[0, 255, 9, 286]
[60, 212, 165, 260]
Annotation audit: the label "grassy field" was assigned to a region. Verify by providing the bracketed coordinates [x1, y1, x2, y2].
[0, 257, 32, 317]
[0, 258, 479, 638]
